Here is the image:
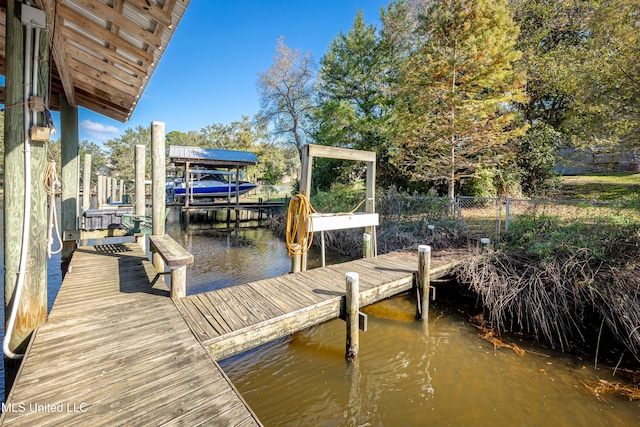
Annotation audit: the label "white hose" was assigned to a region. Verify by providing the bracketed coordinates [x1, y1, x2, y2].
[4, 23, 33, 360]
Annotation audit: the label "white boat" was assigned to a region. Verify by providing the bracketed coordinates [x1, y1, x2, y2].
[168, 169, 257, 200]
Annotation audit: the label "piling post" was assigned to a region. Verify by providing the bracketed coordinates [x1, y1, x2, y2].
[346, 272, 360, 360]
[363, 233, 372, 258]
[119, 179, 124, 203]
[111, 177, 117, 204]
[417, 245, 431, 321]
[96, 174, 105, 208]
[151, 121, 166, 272]
[4, 0, 49, 372]
[82, 153, 91, 210]
[60, 94, 79, 261]
[106, 175, 112, 203]
[134, 144, 146, 249]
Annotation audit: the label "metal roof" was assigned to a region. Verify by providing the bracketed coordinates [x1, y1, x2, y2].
[169, 145, 259, 168]
[0, 0, 191, 123]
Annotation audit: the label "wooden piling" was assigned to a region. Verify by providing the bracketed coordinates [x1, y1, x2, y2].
[82, 153, 91, 209]
[151, 121, 166, 272]
[111, 177, 117, 203]
[346, 272, 360, 360]
[96, 174, 104, 208]
[60, 94, 79, 261]
[119, 179, 124, 203]
[106, 175, 111, 203]
[135, 144, 145, 249]
[3, 0, 49, 368]
[363, 233, 372, 258]
[416, 245, 431, 321]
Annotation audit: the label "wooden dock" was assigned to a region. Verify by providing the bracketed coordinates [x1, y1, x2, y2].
[1, 243, 261, 427]
[176, 251, 460, 360]
[2, 241, 463, 426]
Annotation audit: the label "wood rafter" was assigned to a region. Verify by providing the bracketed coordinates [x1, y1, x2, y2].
[0, 0, 191, 123]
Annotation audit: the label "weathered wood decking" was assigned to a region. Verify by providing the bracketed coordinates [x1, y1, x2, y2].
[2, 243, 464, 426]
[176, 252, 461, 361]
[1, 243, 261, 427]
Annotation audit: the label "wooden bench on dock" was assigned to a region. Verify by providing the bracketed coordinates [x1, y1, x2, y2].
[149, 234, 194, 299]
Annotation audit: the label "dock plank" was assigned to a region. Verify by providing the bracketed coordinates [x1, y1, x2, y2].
[188, 251, 464, 360]
[1, 243, 261, 427]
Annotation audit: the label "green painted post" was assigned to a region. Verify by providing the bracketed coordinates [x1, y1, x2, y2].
[60, 94, 79, 261]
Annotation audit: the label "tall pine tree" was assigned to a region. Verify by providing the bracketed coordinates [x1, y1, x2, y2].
[313, 10, 396, 187]
[392, 0, 527, 198]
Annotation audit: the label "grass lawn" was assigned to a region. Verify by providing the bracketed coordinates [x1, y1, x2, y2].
[557, 172, 640, 201]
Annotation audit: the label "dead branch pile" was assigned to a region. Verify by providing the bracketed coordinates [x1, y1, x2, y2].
[455, 215, 640, 361]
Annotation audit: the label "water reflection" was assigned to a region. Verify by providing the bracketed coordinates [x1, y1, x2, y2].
[221, 294, 640, 426]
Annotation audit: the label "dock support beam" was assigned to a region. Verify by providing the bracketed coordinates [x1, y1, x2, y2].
[135, 144, 146, 249]
[60, 94, 79, 261]
[151, 121, 166, 272]
[346, 272, 360, 360]
[416, 245, 431, 321]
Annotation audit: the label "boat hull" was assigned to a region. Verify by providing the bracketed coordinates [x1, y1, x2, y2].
[172, 182, 257, 198]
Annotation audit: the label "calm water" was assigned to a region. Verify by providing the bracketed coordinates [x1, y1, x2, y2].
[2, 207, 640, 425]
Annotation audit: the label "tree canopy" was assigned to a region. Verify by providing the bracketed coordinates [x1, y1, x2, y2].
[391, 0, 528, 198]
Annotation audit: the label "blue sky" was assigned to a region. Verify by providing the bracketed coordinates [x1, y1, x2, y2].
[72, 1, 391, 144]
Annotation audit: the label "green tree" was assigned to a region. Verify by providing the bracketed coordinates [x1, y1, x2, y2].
[392, 0, 527, 198]
[314, 10, 394, 188]
[79, 140, 108, 186]
[510, 0, 594, 128]
[567, 0, 640, 159]
[103, 125, 150, 182]
[257, 37, 316, 164]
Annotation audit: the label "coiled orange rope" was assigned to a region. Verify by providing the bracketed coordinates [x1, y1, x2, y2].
[286, 194, 316, 256]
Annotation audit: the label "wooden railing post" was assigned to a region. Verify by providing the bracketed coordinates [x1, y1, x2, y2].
[171, 266, 187, 299]
[417, 245, 431, 321]
[363, 233, 372, 258]
[346, 272, 360, 360]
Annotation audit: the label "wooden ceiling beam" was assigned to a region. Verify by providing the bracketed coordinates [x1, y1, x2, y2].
[35, 0, 77, 106]
[57, 3, 153, 67]
[127, 0, 173, 28]
[72, 73, 135, 109]
[65, 44, 143, 89]
[70, 0, 163, 50]
[68, 57, 140, 97]
[61, 24, 146, 75]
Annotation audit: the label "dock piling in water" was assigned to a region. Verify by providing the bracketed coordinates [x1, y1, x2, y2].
[417, 245, 431, 321]
[346, 272, 360, 360]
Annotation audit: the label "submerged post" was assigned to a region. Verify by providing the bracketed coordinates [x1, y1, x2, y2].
[417, 245, 431, 321]
[346, 272, 360, 360]
[151, 121, 166, 272]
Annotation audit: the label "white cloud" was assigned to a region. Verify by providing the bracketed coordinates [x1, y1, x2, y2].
[80, 120, 120, 142]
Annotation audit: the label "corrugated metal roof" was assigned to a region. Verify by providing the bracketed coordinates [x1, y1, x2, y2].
[169, 145, 259, 167]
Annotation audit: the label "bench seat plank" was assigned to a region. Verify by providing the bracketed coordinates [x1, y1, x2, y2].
[149, 235, 194, 267]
